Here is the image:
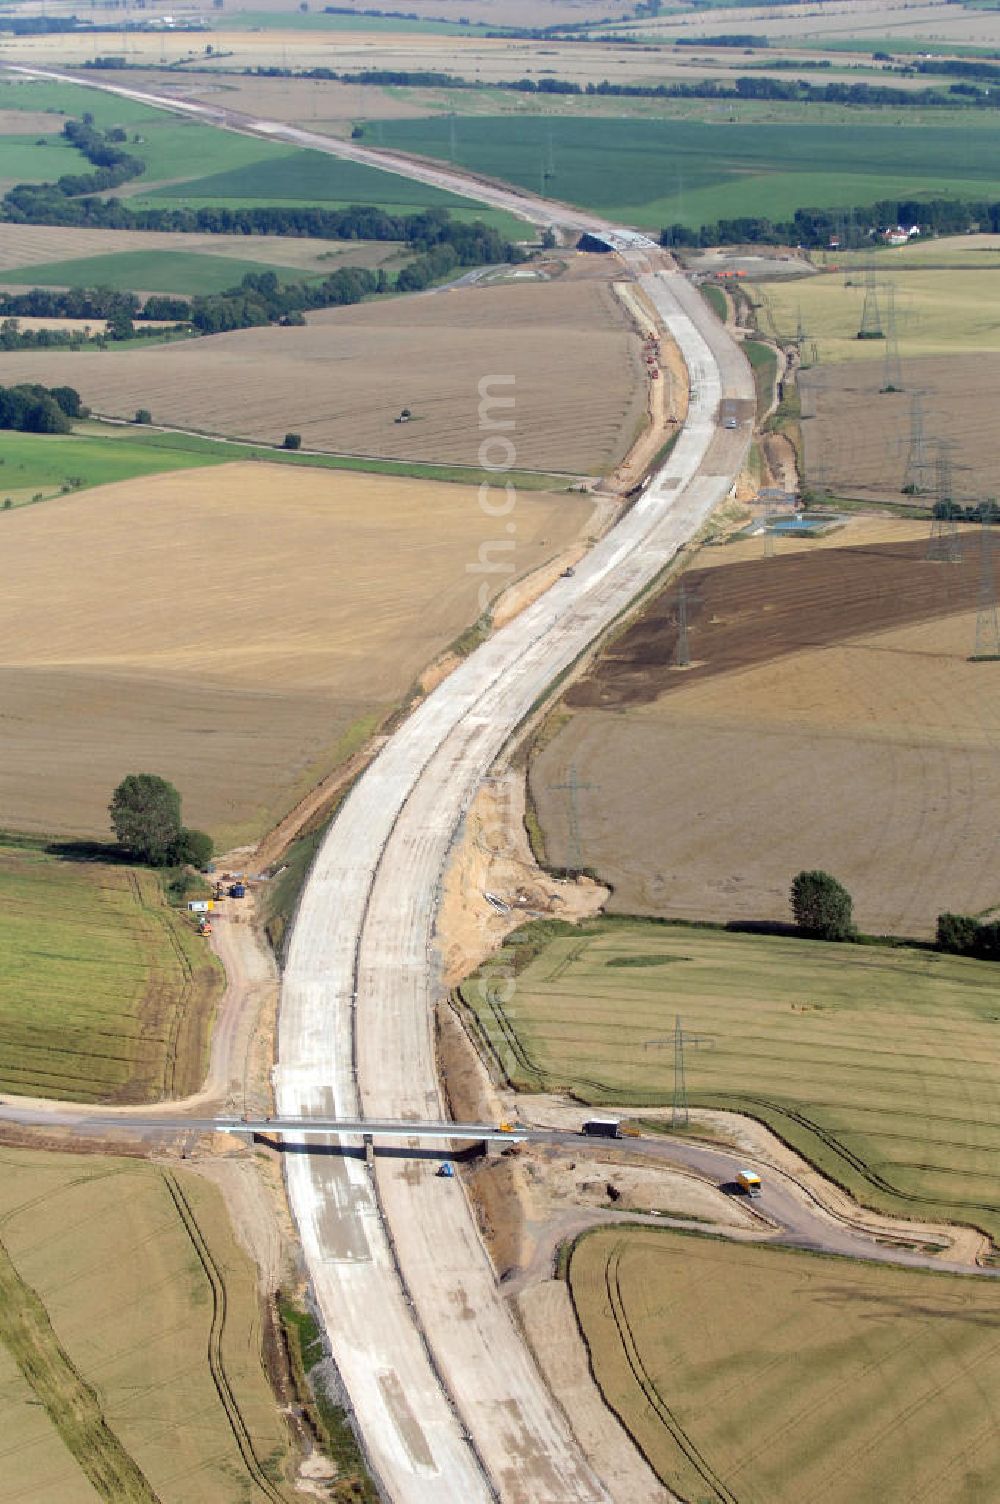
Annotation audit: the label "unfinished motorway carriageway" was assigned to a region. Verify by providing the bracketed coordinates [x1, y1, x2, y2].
[4, 64, 753, 1504]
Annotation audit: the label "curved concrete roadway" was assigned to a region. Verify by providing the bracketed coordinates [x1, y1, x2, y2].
[3, 67, 752, 1503]
[272, 273, 752, 1504]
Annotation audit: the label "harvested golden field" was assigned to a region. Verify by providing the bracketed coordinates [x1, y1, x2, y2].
[113, 69, 440, 129]
[0, 221, 406, 275]
[3, 28, 747, 87]
[800, 353, 1000, 501]
[0, 462, 592, 846]
[0, 1148, 293, 1504]
[0, 281, 644, 473]
[212, 0, 637, 18]
[0, 108, 62, 133]
[531, 528, 1000, 936]
[571, 1228, 1000, 1504]
[765, 267, 1000, 365]
[815, 232, 1000, 269]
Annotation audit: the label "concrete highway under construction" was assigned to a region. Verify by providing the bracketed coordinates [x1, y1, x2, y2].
[2, 61, 931, 1504]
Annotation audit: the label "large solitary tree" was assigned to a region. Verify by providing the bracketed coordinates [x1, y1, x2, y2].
[790, 869, 855, 942]
[109, 774, 213, 867]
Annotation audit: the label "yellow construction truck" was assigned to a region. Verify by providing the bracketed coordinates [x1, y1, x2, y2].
[735, 1168, 762, 1197]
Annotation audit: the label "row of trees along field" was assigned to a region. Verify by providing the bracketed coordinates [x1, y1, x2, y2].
[661, 194, 1000, 250]
[0, 245, 512, 340]
[248, 62, 1000, 113]
[0, 381, 85, 432]
[793, 870, 1000, 963]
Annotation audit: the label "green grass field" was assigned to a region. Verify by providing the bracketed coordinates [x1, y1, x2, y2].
[0, 77, 164, 128]
[743, 336, 779, 417]
[0, 75, 500, 220]
[699, 281, 728, 321]
[141, 146, 480, 209]
[0, 1148, 294, 1504]
[0, 428, 228, 504]
[368, 114, 1000, 228]
[0, 424, 572, 500]
[223, 7, 499, 29]
[461, 917, 1000, 1242]
[125, 117, 291, 185]
[0, 93, 287, 189]
[0, 247, 314, 295]
[0, 132, 81, 182]
[0, 839, 221, 1101]
[571, 1226, 1000, 1504]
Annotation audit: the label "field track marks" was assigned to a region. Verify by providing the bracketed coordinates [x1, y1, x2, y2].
[593, 1239, 740, 1504]
[125, 869, 195, 1101]
[0, 1228, 161, 1502]
[161, 1171, 290, 1504]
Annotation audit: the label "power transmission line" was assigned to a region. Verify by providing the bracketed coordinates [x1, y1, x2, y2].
[547, 764, 597, 873]
[858, 266, 884, 340]
[644, 1017, 713, 1127]
[927, 440, 963, 564]
[903, 390, 929, 494]
[672, 578, 702, 667]
[881, 284, 903, 392]
[974, 516, 1000, 660]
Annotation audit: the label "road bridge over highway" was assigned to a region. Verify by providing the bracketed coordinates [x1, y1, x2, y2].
[215, 1118, 534, 1142]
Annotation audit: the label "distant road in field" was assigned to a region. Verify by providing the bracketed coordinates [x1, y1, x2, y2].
[4, 64, 751, 1504]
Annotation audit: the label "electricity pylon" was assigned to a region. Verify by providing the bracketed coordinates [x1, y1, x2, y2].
[645, 1017, 714, 1127]
[974, 516, 1000, 659]
[547, 764, 596, 873]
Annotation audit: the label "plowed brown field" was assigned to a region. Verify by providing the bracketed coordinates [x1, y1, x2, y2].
[2, 462, 592, 846]
[531, 525, 1000, 936]
[0, 281, 644, 474]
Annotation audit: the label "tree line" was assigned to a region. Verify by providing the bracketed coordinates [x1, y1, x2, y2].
[0, 381, 86, 433]
[1, 239, 510, 342]
[791, 871, 1000, 967]
[936, 913, 1000, 961]
[239, 62, 1000, 114]
[661, 194, 1000, 250]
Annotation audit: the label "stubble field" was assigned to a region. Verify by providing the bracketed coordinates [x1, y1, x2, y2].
[0, 461, 592, 847]
[0, 224, 411, 297]
[0, 279, 645, 472]
[462, 917, 1000, 1240]
[0, 840, 221, 1101]
[530, 523, 1000, 936]
[799, 353, 1000, 501]
[0, 1148, 293, 1504]
[571, 1227, 1000, 1504]
[763, 266, 1000, 365]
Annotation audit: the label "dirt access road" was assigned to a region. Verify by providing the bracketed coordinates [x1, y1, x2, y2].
[7, 67, 749, 1504]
